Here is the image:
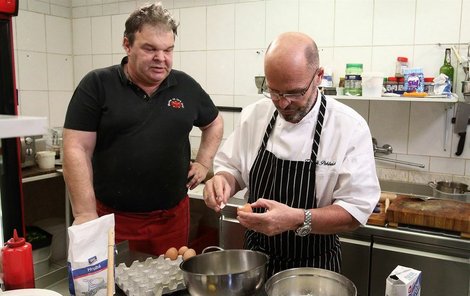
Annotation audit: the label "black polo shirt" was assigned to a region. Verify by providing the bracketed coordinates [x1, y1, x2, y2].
[64, 57, 218, 212]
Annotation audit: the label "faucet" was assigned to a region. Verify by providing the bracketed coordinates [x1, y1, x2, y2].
[372, 138, 393, 155]
[372, 137, 425, 168]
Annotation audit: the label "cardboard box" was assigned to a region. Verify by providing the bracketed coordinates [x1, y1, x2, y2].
[385, 265, 422, 296]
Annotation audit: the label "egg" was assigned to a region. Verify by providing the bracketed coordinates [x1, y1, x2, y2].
[237, 203, 253, 213]
[183, 248, 197, 261]
[178, 246, 189, 255]
[164, 247, 178, 260]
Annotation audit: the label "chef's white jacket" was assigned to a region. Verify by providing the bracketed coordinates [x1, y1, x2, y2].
[214, 92, 381, 225]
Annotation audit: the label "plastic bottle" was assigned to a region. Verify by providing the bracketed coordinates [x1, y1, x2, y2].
[1, 229, 35, 290]
[439, 48, 454, 92]
[344, 63, 363, 96]
[395, 57, 408, 77]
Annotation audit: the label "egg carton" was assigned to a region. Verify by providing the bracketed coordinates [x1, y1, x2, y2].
[115, 255, 186, 296]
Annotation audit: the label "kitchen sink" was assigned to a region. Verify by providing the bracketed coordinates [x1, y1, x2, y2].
[379, 179, 433, 196]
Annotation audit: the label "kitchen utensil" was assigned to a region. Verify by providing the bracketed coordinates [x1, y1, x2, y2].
[179, 247, 268, 296]
[265, 267, 357, 296]
[462, 80, 470, 93]
[428, 180, 468, 193]
[453, 102, 470, 155]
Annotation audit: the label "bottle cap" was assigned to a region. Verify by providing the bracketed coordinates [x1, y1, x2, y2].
[397, 57, 408, 62]
[6, 229, 26, 248]
[388, 77, 397, 82]
[424, 77, 434, 82]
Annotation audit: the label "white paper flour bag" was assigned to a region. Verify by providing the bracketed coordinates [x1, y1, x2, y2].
[385, 265, 421, 296]
[68, 214, 115, 296]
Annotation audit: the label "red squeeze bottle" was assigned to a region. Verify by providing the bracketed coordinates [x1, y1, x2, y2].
[1, 229, 35, 290]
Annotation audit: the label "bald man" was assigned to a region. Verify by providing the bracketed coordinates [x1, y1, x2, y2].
[203, 32, 380, 277]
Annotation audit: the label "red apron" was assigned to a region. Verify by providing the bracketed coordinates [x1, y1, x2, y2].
[97, 196, 190, 256]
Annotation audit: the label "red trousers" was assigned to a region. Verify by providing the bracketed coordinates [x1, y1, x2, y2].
[97, 196, 190, 256]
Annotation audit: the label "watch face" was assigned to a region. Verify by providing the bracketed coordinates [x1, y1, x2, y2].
[296, 225, 311, 237]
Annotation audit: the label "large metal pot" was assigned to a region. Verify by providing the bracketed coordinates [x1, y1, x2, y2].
[265, 267, 357, 296]
[179, 248, 269, 296]
[428, 181, 469, 194]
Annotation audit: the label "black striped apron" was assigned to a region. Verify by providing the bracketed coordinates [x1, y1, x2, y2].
[244, 94, 341, 278]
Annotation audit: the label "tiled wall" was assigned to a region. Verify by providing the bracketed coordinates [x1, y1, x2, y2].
[12, 0, 470, 185]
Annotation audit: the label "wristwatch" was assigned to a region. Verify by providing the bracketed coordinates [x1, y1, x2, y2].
[295, 209, 312, 237]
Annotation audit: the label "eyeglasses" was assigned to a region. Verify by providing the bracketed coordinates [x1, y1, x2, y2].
[263, 69, 318, 101]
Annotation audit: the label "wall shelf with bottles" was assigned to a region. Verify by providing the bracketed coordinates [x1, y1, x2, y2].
[331, 95, 459, 103]
[0, 115, 48, 139]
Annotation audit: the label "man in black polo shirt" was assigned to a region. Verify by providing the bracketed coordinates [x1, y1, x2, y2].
[62, 2, 223, 256]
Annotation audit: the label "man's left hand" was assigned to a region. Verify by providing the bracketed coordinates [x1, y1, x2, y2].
[187, 161, 209, 190]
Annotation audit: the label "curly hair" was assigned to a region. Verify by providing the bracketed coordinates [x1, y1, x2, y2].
[124, 2, 179, 45]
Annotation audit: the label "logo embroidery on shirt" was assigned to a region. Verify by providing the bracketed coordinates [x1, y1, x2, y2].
[168, 98, 184, 109]
[315, 160, 336, 166]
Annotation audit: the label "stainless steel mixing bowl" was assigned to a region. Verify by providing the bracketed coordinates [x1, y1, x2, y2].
[265, 267, 357, 296]
[180, 249, 268, 296]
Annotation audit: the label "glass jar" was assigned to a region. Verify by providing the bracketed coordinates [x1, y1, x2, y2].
[424, 77, 434, 95]
[344, 63, 363, 96]
[385, 77, 398, 93]
[396, 77, 405, 94]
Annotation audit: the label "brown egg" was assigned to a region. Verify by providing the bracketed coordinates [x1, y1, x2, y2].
[237, 203, 253, 213]
[164, 247, 178, 260]
[178, 246, 189, 255]
[183, 248, 197, 261]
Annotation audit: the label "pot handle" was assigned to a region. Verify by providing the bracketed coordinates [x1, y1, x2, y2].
[428, 181, 437, 189]
[202, 246, 224, 254]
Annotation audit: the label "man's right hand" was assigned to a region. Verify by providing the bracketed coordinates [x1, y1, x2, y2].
[72, 212, 99, 225]
[203, 174, 232, 212]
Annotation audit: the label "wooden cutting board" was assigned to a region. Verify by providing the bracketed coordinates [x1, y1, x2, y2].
[387, 195, 470, 236]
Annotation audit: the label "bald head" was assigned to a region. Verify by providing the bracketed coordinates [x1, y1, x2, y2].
[265, 32, 319, 75]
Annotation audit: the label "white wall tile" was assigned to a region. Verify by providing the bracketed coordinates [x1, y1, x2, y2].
[413, 45, 446, 78]
[408, 102, 451, 157]
[51, 5, 71, 18]
[168, 9, 180, 52]
[334, 0, 373, 46]
[369, 101, 409, 154]
[234, 95, 263, 108]
[298, 0, 335, 47]
[172, 51, 180, 71]
[88, 4, 103, 16]
[49, 91, 73, 127]
[73, 18, 92, 54]
[234, 49, 264, 95]
[234, 1, 265, 49]
[103, 3, 119, 15]
[265, 0, 298, 46]
[18, 91, 49, 118]
[72, 6, 88, 18]
[336, 99, 369, 123]
[219, 111, 234, 139]
[414, 0, 461, 44]
[371, 46, 414, 78]
[461, 0, 470, 43]
[50, 0, 70, 7]
[15, 11, 46, 52]
[46, 16, 72, 54]
[28, 0, 50, 14]
[211, 94, 233, 107]
[179, 6, 206, 50]
[73, 55, 93, 86]
[429, 156, 465, 175]
[180, 51, 207, 89]
[373, 0, 416, 46]
[111, 14, 127, 54]
[206, 50, 234, 94]
[332, 46, 373, 78]
[92, 54, 113, 68]
[91, 16, 112, 54]
[207, 4, 234, 50]
[17, 51, 48, 91]
[47, 54, 74, 90]
[118, 1, 137, 14]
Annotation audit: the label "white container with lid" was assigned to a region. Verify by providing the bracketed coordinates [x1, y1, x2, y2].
[362, 72, 384, 97]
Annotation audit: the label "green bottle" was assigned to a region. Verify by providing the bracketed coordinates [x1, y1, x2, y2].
[439, 48, 454, 92]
